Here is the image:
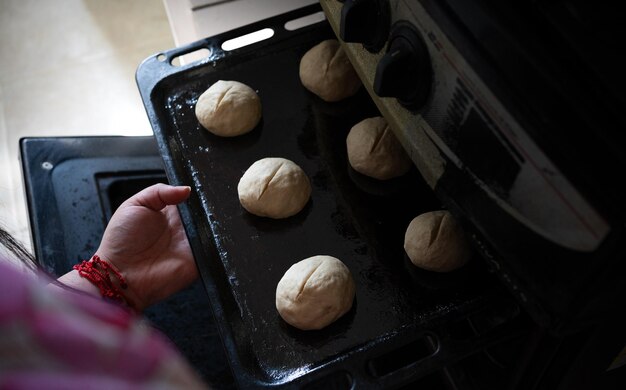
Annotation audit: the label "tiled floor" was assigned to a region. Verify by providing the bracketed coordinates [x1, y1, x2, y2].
[0, 0, 174, 252]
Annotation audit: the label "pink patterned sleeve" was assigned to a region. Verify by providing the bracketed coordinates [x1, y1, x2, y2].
[0, 260, 208, 389]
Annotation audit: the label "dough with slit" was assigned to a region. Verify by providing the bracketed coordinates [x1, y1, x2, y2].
[276, 255, 355, 330]
[347, 116, 412, 180]
[299, 39, 362, 102]
[237, 157, 311, 219]
[195, 80, 261, 137]
[404, 210, 471, 272]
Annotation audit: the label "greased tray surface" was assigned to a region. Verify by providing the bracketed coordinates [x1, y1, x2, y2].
[136, 5, 504, 388]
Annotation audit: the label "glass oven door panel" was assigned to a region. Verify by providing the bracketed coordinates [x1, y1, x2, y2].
[410, 1, 609, 252]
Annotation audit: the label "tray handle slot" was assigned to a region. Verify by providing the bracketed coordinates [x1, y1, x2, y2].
[215, 7, 327, 52]
[169, 48, 211, 67]
[157, 41, 214, 68]
[366, 334, 438, 378]
[284, 10, 326, 31]
[302, 370, 353, 390]
[141, 3, 327, 75]
[221, 28, 275, 51]
[395, 370, 451, 390]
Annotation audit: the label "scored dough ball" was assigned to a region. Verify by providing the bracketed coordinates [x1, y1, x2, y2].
[195, 80, 262, 137]
[299, 39, 362, 102]
[404, 211, 472, 272]
[347, 116, 412, 180]
[237, 157, 311, 219]
[276, 255, 356, 330]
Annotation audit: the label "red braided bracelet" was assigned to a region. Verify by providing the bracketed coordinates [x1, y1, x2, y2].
[73, 255, 135, 310]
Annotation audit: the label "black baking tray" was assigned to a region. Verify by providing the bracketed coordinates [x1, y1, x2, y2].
[136, 4, 524, 389]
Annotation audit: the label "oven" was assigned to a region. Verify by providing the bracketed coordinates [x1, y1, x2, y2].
[135, 2, 626, 388]
[22, 1, 626, 389]
[324, 0, 626, 333]
[19, 136, 235, 387]
[318, 1, 626, 388]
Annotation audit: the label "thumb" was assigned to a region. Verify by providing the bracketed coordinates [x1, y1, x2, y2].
[125, 183, 191, 211]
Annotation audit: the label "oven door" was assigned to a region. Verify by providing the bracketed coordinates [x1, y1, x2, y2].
[19, 135, 234, 388]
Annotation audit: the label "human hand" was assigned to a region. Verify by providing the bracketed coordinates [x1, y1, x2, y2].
[95, 183, 197, 311]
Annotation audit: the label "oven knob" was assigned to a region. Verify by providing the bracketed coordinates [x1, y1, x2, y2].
[340, 0, 390, 53]
[373, 22, 432, 111]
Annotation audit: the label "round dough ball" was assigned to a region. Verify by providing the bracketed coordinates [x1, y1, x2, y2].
[347, 116, 412, 180]
[299, 39, 362, 102]
[404, 211, 471, 272]
[195, 80, 262, 137]
[276, 255, 355, 330]
[237, 157, 311, 219]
